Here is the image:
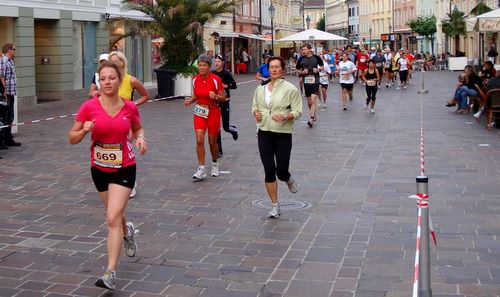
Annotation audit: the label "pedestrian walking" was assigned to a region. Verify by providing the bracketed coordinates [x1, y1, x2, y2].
[487, 44, 498, 64]
[184, 55, 226, 180]
[108, 51, 150, 198]
[251, 57, 302, 218]
[337, 53, 357, 110]
[296, 43, 324, 127]
[362, 60, 381, 114]
[212, 54, 238, 158]
[0, 43, 21, 147]
[68, 61, 147, 290]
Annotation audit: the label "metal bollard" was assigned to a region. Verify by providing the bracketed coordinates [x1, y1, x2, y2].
[417, 176, 432, 297]
[417, 64, 429, 94]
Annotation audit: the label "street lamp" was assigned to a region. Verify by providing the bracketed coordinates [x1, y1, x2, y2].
[388, 24, 392, 49]
[306, 15, 311, 30]
[268, 4, 275, 56]
[369, 27, 372, 49]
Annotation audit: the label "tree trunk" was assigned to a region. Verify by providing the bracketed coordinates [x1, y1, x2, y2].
[455, 36, 460, 55]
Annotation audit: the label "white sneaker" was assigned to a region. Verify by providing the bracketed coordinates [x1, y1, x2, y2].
[129, 181, 137, 198]
[193, 167, 207, 180]
[211, 161, 220, 177]
[286, 177, 298, 194]
[268, 203, 281, 218]
[370, 108, 375, 114]
[318, 103, 322, 108]
[473, 110, 482, 119]
[323, 103, 327, 108]
[124, 222, 137, 257]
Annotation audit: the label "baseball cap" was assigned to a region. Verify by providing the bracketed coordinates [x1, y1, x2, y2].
[99, 53, 109, 61]
[214, 54, 225, 61]
[197, 54, 212, 66]
[371, 47, 376, 50]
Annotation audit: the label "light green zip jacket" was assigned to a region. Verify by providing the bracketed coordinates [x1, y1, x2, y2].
[251, 78, 302, 134]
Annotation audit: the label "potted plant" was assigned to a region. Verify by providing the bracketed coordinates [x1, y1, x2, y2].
[123, 0, 235, 98]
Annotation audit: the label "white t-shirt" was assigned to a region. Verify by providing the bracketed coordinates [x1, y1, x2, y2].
[319, 62, 331, 85]
[264, 84, 272, 105]
[338, 60, 357, 84]
[384, 53, 392, 68]
[398, 58, 408, 71]
[242, 51, 250, 62]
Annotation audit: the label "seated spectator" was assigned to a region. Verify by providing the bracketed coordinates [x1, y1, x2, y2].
[480, 61, 497, 85]
[446, 65, 483, 113]
[474, 71, 500, 121]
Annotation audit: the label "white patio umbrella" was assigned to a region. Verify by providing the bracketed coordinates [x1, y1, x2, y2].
[277, 29, 348, 42]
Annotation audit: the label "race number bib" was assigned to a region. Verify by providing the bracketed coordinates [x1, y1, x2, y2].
[194, 104, 209, 118]
[360, 58, 366, 63]
[304, 75, 316, 84]
[375, 62, 382, 67]
[319, 75, 329, 85]
[366, 80, 377, 86]
[94, 142, 123, 168]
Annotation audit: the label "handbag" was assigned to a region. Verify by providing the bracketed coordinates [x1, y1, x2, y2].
[0, 94, 7, 107]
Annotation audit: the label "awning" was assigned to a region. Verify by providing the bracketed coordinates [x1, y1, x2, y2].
[212, 31, 270, 41]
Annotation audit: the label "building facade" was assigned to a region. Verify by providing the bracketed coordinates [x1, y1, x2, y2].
[0, 1, 152, 109]
[326, 0, 348, 47]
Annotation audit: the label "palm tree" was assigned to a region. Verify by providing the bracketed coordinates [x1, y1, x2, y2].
[123, 0, 235, 74]
[442, 9, 467, 55]
[470, 0, 492, 16]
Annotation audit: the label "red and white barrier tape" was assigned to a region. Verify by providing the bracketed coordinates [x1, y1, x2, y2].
[0, 79, 258, 129]
[413, 204, 423, 297]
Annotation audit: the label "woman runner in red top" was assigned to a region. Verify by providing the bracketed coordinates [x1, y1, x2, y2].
[185, 55, 226, 179]
[68, 61, 147, 291]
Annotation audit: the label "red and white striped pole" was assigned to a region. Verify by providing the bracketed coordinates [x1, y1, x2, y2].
[412, 83, 432, 297]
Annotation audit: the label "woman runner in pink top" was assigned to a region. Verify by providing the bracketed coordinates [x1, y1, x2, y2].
[68, 61, 147, 291]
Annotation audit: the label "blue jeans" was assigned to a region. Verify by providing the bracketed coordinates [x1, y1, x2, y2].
[454, 86, 478, 109]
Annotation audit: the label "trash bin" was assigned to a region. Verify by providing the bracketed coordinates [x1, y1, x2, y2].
[154, 69, 176, 99]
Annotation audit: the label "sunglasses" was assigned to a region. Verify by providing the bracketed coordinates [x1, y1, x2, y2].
[11, 48, 16, 51]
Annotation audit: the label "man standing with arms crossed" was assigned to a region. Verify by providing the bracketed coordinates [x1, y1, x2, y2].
[0, 43, 21, 147]
[296, 44, 324, 128]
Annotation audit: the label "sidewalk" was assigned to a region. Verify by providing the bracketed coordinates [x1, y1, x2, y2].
[0, 70, 499, 297]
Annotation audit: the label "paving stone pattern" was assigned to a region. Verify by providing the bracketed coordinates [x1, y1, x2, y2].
[0, 71, 499, 297]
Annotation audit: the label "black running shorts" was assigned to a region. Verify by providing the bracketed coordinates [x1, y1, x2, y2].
[304, 83, 319, 97]
[91, 165, 136, 192]
[340, 83, 354, 90]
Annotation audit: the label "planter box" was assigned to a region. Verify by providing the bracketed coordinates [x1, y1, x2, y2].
[154, 69, 176, 99]
[174, 74, 193, 98]
[448, 57, 468, 71]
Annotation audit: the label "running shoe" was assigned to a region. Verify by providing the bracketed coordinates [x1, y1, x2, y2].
[124, 222, 137, 257]
[211, 161, 220, 177]
[343, 106, 347, 111]
[396, 86, 401, 90]
[268, 203, 281, 218]
[307, 119, 313, 128]
[370, 109, 375, 114]
[349, 95, 353, 101]
[95, 269, 116, 290]
[386, 83, 389, 88]
[364, 104, 368, 110]
[286, 177, 298, 194]
[232, 131, 239, 141]
[193, 167, 207, 180]
[403, 85, 407, 89]
[323, 103, 327, 108]
[318, 102, 322, 108]
[129, 181, 137, 198]
[218, 151, 223, 158]
[378, 85, 381, 89]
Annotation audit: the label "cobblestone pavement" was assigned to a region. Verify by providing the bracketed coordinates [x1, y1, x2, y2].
[0, 70, 499, 297]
